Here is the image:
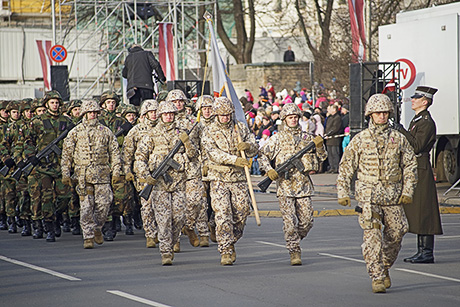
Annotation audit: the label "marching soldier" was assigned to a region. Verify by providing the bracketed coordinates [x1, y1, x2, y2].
[337, 94, 417, 293]
[67, 99, 82, 123]
[135, 100, 197, 265]
[201, 97, 258, 265]
[259, 103, 327, 265]
[61, 100, 122, 249]
[122, 104, 138, 125]
[0, 100, 11, 230]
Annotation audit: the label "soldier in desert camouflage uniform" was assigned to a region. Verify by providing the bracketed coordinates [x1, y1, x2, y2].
[337, 94, 417, 293]
[135, 100, 197, 265]
[259, 103, 327, 265]
[61, 100, 122, 249]
[201, 97, 258, 266]
[122, 99, 159, 248]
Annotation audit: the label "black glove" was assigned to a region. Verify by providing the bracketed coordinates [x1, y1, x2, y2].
[393, 123, 404, 132]
[4, 158, 15, 168]
[16, 160, 26, 169]
[29, 156, 40, 166]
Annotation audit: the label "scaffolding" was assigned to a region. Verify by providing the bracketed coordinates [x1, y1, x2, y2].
[54, 0, 216, 99]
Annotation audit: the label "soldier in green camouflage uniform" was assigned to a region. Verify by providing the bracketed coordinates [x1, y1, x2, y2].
[337, 94, 417, 293]
[135, 101, 197, 265]
[62, 100, 122, 249]
[259, 103, 327, 265]
[24, 91, 73, 242]
[123, 99, 159, 247]
[0, 101, 10, 231]
[201, 97, 258, 265]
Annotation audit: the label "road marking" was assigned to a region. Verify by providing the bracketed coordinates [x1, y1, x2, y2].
[0, 255, 81, 281]
[256, 240, 285, 248]
[107, 290, 172, 307]
[438, 235, 460, 239]
[319, 253, 460, 283]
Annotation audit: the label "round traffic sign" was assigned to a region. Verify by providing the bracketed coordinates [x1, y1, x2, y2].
[49, 45, 67, 63]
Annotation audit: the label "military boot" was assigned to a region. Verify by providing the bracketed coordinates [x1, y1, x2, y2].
[404, 235, 423, 262]
[94, 229, 104, 245]
[146, 237, 156, 248]
[16, 216, 23, 227]
[114, 216, 122, 232]
[199, 236, 210, 247]
[221, 254, 233, 266]
[62, 214, 71, 232]
[173, 241, 181, 253]
[21, 219, 32, 236]
[83, 238, 94, 249]
[45, 221, 56, 242]
[54, 217, 62, 238]
[183, 227, 199, 247]
[103, 221, 115, 241]
[161, 254, 173, 266]
[133, 210, 143, 230]
[411, 235, 435, 263]
[71, 217, 81, 235]
[7, 217, 17, 233]
[230, 244, 236, 263]
[123, 215, 134, 235]
[383, 269, 391, 289]
[32, 220, 44, 239]
[209, 223, 217, 242]
[0, 214, 7, 230]
[372, 280, 386, 293]
[290, 252, 302, 266]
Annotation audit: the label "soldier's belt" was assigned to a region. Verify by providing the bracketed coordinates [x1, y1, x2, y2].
[74, 157, 109, 166]
[357, 173, 401, 183]
[208, 164, 237, 172]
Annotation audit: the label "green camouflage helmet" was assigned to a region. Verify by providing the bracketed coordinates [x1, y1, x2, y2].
[6, 100, 21, 112]
[0, 100, 10, 110]
[80, 99, 101, 116]
[166, 89, 188, 102]
[280, 103, 302, 120]
[140, 99, 159, 116]
[42, 90, 63, 105]
[122, 104, 138, 117]
[157, 101, 178, 116]
[197, 95, 214, 109]
[213, 97, 234, 115]
[365, 94, 394, 116]
[31, 98, 43, 112]
[100, 91, 120, 106]
[68, 99, 82, 111]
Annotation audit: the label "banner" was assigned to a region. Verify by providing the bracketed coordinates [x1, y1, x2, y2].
[36, 40, 53, 91]
[158, 22, 176, 81]
[348, 0, 366, 63]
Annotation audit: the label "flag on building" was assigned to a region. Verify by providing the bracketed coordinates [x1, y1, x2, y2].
[36, 40, 52, 91]
[204, 14, 246, 125]
[348, 0, 366, 63]
[158, 22, 176, 81]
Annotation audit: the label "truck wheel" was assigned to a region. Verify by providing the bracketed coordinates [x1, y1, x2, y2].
[443, 142, 460, 184]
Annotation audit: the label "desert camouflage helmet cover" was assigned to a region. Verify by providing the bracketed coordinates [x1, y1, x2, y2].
[42, 90, 62, 105]
[213, 97, 234, 115]
[99, 91, 120, 106]
[80, 99, 101, 116]
[157, 100, 178, 116]
[166, 89, 188, 102]
[365, 94, 394, 116]
[140, 99, 159, 116]
[280, 103, 302, 120]
[197, 95, 214, 108]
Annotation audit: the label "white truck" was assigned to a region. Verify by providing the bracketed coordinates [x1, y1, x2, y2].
[379, 2, 460, 183]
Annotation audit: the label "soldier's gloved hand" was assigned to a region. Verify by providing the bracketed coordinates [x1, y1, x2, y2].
[237, 142, 251, 151]
[398, 195, 412, 205]
[62, 176, 72, 187]
[267, 169, 279, 181]
[29, 156, 40, 166]
[145, 176, 157, 186]
[112, 175, 124, 185]
[338, 197, 351, 207]
[179, 132, 191, 145]
[234, 157, 249, 167]
[126, 172, 135, 182]
[393, 123, 405, 132]
[202, 165, 209, 177]
[313, 136, 324, 148]
[4, 158, 16, 168]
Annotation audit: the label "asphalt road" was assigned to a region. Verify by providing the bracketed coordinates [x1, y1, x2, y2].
[1, 205, 459, 307]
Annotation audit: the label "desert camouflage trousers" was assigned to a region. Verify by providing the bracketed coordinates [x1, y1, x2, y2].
[358, 203, 409, 281]
[278, 196, 314, 253]
[184, 178, 209, 236]
[79, 183, 112, 239]
[140, 196, 157, 239]
[210, 180, 250, 255]
[151, 189, 185, 256]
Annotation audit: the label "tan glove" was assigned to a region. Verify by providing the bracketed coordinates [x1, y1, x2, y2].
[313, 135, 324, 148]
[202, 165, 209, 177]
[146, 176, 157, 186]
[126, 172, 135, 182]
[237, 142, 251, 151]
[179, 132, 190, 145]
[234, 157, 249, 167]
[338, 197, 351, 207]
[62, 176, 71, 187]
[398, 195, 412, 205]
[267, 169, 279, 181]
[112, 175, 124, 185]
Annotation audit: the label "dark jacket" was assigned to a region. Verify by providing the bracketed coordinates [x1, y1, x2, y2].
[283, 50, 295, 62]
[400, 109, 443, 235]
[325, 112, 343, 146]
[122, 46, 166, 91]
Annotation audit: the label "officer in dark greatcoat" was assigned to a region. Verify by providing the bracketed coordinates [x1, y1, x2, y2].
[397, 86, 443, 263]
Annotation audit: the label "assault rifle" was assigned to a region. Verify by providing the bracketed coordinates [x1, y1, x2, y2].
[115, 121, 133, 137]
[0, 159, 15, 177]
[13, 121, 78, 179]
[139, 122, 198, 200]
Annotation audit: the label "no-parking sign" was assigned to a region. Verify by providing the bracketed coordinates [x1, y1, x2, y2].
[49, 45, 67, 63]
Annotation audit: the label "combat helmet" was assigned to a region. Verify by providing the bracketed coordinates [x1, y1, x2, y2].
[280, 103, 302, 120]
[140, 99, 159, 116]
[197, 95, 214, 109]
[42, 90, 63, 105]
[68, 99, 82, 112]
[20, 99, 32, 113]
[31, 98, 43, 112]
[0, 100, 10, 110]
[213, 97, 234, 115]
[80, 99, 101, 116]
[365, 94, 394, 116]
[6, 100, 21, 112]
[157, 101, 178, 116]
[166, 89, 188, 102]
[100, 91, 120, 107]
[122, 104, 138, 117]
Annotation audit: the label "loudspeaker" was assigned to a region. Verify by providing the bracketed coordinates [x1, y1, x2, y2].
[51, 65, 70, 101]
[167, 80, 210, 98]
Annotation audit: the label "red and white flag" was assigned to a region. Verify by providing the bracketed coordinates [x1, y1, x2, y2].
[36, 40, 53, 91]
[158, 22, 175, 81]
[348, 0, 366, 63]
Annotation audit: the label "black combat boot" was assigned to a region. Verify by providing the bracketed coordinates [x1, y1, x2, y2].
[411, 235, 434, 263]
[32, 220, 44, 239]
[114, 215, 122, 232]
[123, 215, 134, 235]
[404, 235, 423, 262]
[16, 216, 23, 227]
[45, 221, 56, 242]
[55, 218, 62, 238]
[133, 210, 143, 230]
[8, 216, 17, 233]
[103, 221, 115, 241]
[21, 219, 32, 236]
[62, 214, 71, 232]
[71, 217, 81, 235]
[0, 214, 7, 230]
